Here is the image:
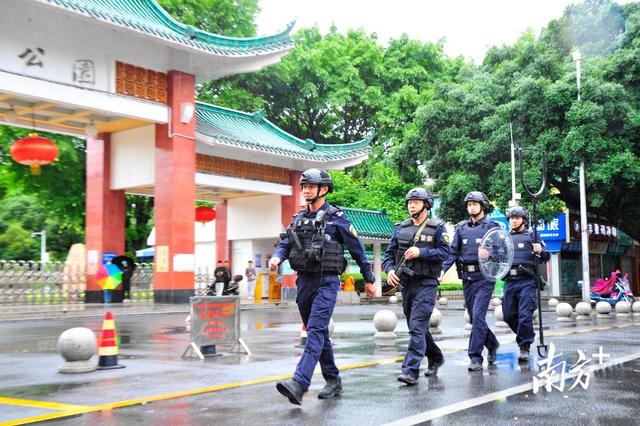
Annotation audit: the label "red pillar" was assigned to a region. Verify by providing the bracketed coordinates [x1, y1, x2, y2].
[215, 201, 229, 263]
[280, 171, 304, 291]
[85, 133, 125, 303]
[153, 70, 196, 303]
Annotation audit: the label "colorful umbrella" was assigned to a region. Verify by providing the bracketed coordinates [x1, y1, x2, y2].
[96, 263, 123, 290]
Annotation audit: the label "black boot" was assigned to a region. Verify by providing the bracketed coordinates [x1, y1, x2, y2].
[318, 376, 343, 399]
[276, 379, 304, 405]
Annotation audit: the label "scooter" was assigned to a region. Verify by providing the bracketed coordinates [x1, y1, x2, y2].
[589, 271, 634, 305]
[223, 275, 243, 296]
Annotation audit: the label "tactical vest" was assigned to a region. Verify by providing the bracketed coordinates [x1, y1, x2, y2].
[459, 220, 494, 264]
[395, 218, 444, 278]
[287, 206, 347, 275]
[510, 230, 536, 267]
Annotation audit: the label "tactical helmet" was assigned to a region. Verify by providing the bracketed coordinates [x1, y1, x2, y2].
[506, 206, 529, 222]
[299, 168, 333, 193]
[405, 188, 434, 209]
[464, 191, 491, 211]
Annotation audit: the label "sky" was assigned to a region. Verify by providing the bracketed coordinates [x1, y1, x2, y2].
[256, 0, 631, 63]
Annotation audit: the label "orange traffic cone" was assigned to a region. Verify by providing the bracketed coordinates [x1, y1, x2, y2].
[97, 311, 125, 370]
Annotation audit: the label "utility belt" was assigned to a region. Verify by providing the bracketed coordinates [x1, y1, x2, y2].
[461, 263, 480, 273]
[506, 265, 535, 279]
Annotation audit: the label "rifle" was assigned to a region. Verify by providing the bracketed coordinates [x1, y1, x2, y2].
[392, 218, 430, 287]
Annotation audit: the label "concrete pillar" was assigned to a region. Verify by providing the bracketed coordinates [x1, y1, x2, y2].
[85, 133, 125, 303]
[153, 70, 196, 303]
[550, 252, 561, 296]
[373, 242, 382, 297]
[215, 201, 229, 263]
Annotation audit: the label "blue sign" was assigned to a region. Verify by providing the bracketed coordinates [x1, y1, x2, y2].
[489, 211, 568, 252]
[102, 252, 116, 264]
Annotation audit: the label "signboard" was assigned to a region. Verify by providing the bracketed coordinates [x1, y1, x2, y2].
[155, 245, 169, 272]
[489, 210, 569, 252]
[183, 296, 250, 359]
[102, 252, 116, 264]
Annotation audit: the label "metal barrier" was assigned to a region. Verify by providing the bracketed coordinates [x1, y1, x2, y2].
[0, 260, 154, 305]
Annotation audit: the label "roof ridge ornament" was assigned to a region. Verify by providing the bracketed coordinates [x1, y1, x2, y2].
[251, 110, 265, 122]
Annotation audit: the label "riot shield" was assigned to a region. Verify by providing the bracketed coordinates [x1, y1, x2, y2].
[479, 228, 514, 281]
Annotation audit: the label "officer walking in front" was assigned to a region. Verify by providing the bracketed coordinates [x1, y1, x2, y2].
[383, 188, 450, 385]
[269, 169, 376, 405]
[503, 206, 550, 363]
[442, 191, 500, 371]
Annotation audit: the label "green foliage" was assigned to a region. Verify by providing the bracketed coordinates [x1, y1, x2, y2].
[0, 223, 36, 260]
[399, 0, 640, 239]
[157, 0, 260, 37]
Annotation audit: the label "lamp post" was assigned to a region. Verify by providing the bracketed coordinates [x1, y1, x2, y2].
[572, 50, 591, 302]
[31, 230, 48, 264]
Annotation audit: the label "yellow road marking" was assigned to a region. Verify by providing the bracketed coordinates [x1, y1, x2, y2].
[0, 397, 88, 411]
[9, 356, 404, 425]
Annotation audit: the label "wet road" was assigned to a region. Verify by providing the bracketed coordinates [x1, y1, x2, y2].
[1, 305, 639, 425]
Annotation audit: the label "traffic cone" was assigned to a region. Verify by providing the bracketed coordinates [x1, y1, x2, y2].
[295, 323, 307, 348]
[97, 311, 125, 370]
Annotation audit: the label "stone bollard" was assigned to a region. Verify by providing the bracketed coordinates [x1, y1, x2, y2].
[373, 309, 398, 339]
[489, 297, 501, 311]
[548, 298, 559, 309]
[555, 302, 574, 322]
[596, 301, 612, 319]
[329, 318, 336, 338]
[575, 302, 592, 321]
[615, 301, 631, 318]
[533, 309, 539, 325]
[493, 305, 511, 333]
[632, 301, 640, 319]
[464, 309, 473, 336]
[389, 295, 398, 304]
[429, 308, 443, 335]
[57, 327, 97, 374]
[438, 297, 448, 309]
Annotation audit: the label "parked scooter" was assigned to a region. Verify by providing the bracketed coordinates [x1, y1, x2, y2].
[223, 275, 243, 296]
[581, 270, 634, 305]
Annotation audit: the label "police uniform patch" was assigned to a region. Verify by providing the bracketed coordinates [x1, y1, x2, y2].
[420, 235, 427, 241]
[426, 235, 434, 242]
[349, 224, 358, 237]
[443, 233, 450, 244]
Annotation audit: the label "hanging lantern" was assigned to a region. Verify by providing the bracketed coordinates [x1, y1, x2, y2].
[195, 206, 216, 223]
[10, 133, 59, 175]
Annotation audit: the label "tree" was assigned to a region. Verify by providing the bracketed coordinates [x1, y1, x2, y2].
[399, 0, 640, 240]
[157, 0, 259, 37]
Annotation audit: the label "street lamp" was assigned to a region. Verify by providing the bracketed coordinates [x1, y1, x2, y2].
[31, 230, 48, 264]
[572, 49, 591, 302]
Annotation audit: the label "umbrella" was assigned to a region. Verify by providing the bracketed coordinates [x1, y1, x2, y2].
[96, 263, 123, 290]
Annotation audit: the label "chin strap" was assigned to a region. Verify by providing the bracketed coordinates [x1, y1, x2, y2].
[410, 203, 429, 219]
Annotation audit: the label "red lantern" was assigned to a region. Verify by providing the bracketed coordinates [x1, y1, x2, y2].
[10, 133, 59, 175]
[195, 206, 216, 223]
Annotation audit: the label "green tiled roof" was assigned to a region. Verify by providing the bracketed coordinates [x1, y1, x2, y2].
[38, 0, 294, 56]
[341, 208, 394, 240]
[195, 102, 373, 161]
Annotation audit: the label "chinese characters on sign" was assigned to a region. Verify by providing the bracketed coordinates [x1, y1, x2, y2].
[533, 344, 610, 393]
[72, 59, 95, 84]
[18, 47, 44, 67]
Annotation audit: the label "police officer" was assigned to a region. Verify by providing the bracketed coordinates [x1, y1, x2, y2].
[383, 188, 450, 385]
[442, 191, 501, 371]
[503, 206, 550, 363]
[270, 169, 376, 405]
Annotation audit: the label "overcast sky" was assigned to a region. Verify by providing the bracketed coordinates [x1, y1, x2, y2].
[256, 0, 630, 63]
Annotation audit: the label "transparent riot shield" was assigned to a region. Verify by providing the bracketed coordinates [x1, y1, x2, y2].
[479, 228, 514, 281]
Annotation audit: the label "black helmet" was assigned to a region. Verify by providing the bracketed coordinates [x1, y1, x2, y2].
[507, 206, 529, 222]
[464, 191, 491, 211]
[300, 168, 333, 193]
[405, 188, 434, 209]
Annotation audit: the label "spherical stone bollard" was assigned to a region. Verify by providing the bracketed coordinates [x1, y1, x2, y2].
[389, 295, 398, 304]
[596, 301, 612, 318]
[464, 309, 473, 336]
[533, 309, 539, 325]
[429, 308, 443, 335]
[373, 309, 398, 339]
[555, 302, 574, 322]
[493, 305, 511, 333]
[57, 327, 97, 374]
[489, 297, 501, 311]
[329, 318, 336, 337]
[548, 298, 559, 309]
[632, 301, 640, 319]
[438, 297, 448, 308]
[615, 300, 631, 318]
[575, 302, 592, 320]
